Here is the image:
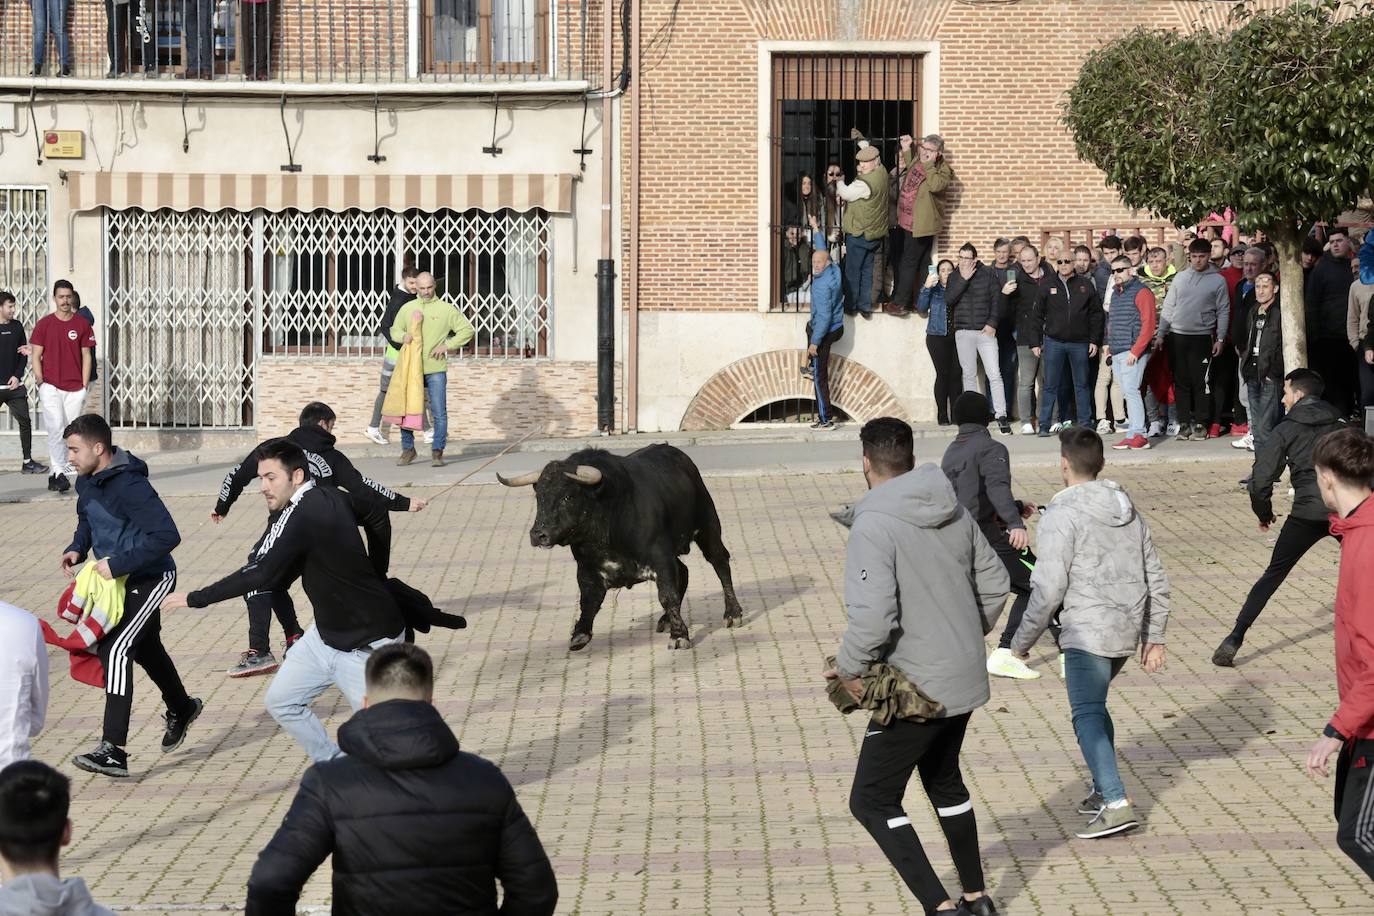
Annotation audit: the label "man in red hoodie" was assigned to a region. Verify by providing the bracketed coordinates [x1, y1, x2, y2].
[1308, 427, 1374, 881]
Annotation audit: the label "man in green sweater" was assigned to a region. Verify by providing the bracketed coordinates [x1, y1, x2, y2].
[837, 130, 890, 320]
[388, 272, 475, 467]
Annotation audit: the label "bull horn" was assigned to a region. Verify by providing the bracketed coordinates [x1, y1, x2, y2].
[564, 465, 603, 485]
[496, 470, 541, 487]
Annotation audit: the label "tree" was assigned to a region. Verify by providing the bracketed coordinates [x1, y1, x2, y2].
[1064, 0, 1374, 372]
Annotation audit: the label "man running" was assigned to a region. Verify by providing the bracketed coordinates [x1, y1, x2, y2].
[1212, 369, 1344, 667]
[165, 440, 407, 762]
[61, 414, 202, 778]
[826, 417, 1007, 915]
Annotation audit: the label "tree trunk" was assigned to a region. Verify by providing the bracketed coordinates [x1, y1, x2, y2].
[1273, 229, 1307, 371]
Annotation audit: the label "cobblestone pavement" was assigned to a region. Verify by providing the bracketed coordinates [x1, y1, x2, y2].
[7, 456, 1370, 914]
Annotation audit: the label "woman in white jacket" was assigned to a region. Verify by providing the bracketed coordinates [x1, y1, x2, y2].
[0, 601, 48, 770]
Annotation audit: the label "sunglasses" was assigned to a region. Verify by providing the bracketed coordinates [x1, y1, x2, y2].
[1056, 259, 1072, 265]
[1112, 266, 1134, 274]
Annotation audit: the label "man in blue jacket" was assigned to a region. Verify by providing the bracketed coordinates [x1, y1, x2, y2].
[805, 216, 845, 430]
[60, 414, 202, 778]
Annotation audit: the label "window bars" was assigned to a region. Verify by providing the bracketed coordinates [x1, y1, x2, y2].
[0, 188, 49, 435]
[769, 52, 921, 312]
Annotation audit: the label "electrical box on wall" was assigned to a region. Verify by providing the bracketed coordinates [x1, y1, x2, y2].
[42, 130, 84, 159]
[0, 104, 15, 132]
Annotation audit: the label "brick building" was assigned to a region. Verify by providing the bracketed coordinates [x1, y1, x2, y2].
[0, 1, 1285, 450]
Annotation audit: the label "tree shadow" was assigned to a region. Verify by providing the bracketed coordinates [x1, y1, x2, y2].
[986, 686, 1274, 909]
[489, 696, 652, 788]
[434, 582, 551, 620]
[484, 364, 573, 440]
[1231, 618, 1335, 665]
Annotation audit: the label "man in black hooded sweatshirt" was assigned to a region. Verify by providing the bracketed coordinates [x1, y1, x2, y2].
[211, 401, 426, 678]
[1213, 369, 1346, 667]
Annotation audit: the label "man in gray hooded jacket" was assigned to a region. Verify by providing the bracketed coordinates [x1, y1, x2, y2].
[1011, 428, 1170, 840]
[825, 417, 1009, 916]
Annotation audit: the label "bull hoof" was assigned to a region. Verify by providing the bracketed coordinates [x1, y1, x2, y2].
[667, 635, 690, 650]
[655, 614, 670, 633]
[569, 632, 592, 651]
[725, 611, 743, 628]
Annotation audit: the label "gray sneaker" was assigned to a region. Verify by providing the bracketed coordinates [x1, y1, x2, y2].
[227, 649, 280, 679]
[1076, 801, 1139, 838]
[1077, 790, 1104, 815]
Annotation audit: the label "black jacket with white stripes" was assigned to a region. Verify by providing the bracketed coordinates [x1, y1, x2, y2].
[189, 482, 404, 651]
[214, 424, 410, 518]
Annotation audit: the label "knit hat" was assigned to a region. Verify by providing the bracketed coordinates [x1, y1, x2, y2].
[856, 145, 879, 163]
[952, 391, 994, 426]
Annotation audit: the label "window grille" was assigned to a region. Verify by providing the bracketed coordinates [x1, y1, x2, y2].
[423, 0, 551, 76]
[737, 399, 850, 425]
[769, 53, 921, 312]
[0, 188, 49, 435]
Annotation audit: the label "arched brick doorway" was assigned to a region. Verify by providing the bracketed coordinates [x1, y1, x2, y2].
[680, 350, 909, 430]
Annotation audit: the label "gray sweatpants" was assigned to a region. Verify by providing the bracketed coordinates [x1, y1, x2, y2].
[955, 329, 1007, 417]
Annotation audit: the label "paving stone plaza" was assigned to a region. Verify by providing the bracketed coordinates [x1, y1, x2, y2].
[7, 451, 1370, 914]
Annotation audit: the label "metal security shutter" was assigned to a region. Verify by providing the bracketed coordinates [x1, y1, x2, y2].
[0, 188, 49, 435]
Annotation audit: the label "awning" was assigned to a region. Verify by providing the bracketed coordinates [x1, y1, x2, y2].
[66, 171, 574, 214]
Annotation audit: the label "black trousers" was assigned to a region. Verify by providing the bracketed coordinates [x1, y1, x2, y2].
[1168, 333, 1215, 428]
[925, 333, 960, 425]
[1311, 337, 1358, 418]
[246, 589, 304, 654]
[1358, 357, 1374, 410]
[0, 387, 33, 460]
[992, 535, 1062, 650]
[106, 0, 157, 72]
[810, 327, 843, 423]
[1210, 346, 1240, 427]
[97, 571, 192, 748]
[1232, 515, 1333, 638]
[850, 712, 983, 912]
[241, 2, 272, 78]
[1334, 737, 1374, 880]
[890, 230, 935, 312]
[357, 500, 393, 578]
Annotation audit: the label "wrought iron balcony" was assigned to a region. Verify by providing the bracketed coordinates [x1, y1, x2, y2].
[2, 0, 589, 87]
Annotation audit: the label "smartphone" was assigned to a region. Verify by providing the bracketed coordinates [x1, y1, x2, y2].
[927, 264, 937, 276]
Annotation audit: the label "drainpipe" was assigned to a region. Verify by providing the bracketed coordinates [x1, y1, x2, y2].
[595, 0, 617, 432]
[626, 0, 640, 431]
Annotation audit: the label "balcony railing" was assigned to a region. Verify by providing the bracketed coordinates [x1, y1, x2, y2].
[1, 0, 585, 85]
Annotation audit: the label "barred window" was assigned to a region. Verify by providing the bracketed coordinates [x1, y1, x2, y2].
[769, 53, 921, 311]
[423, 0, 550, 75]
[0, 187, 49, 434]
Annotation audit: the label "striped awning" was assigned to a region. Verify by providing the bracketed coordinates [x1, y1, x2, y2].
[66, 171, 574, 214]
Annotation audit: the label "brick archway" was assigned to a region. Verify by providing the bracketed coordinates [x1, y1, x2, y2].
[680, 350, 909, 430]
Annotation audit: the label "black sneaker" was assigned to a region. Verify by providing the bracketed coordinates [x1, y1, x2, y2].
[22, 459, 48, 474]
[956, 895, 998, 916]
[800, 365, 814, 379]
[809, 419, 835, 430]
[73, 741, 129, 778]
[996, 416, 1012, 436]
[1212, 635, 1241, 668]
[161, 697, 203, 752]
[48, 474, 70, 493]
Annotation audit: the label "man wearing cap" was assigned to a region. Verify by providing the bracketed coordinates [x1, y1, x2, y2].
[835, 130, 890, 321]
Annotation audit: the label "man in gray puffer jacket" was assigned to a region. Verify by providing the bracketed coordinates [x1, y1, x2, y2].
[1011, 428, 1170, 841]
[826, 417, 1008, 916]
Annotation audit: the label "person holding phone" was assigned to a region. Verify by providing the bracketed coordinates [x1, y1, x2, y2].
[886, 134, 955, 315]
[917, 259, 959, 425]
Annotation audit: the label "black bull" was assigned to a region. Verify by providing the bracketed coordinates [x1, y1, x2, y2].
[497, 444, 745, 649]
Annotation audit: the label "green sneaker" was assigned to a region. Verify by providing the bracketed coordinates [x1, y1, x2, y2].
[1076, 801, 1139, 838]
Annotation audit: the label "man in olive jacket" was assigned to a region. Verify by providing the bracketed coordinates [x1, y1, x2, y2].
[887, 134, 955, 314]
[246, 645, 557, 916]
[836, 131, 890, 319]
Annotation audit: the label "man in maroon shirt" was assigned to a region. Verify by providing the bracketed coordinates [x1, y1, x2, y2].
[29, 280, 94, 493]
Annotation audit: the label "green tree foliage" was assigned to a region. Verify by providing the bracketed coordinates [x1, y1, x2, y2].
[1064, 0, 1374, 370]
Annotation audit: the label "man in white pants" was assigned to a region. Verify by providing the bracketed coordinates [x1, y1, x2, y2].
[29, 280, 94, 493]
[0, 601, 48, 771]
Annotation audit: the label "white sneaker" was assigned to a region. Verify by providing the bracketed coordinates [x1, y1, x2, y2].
[1165, 422, 1181, 437]
[987, 647, 1042, 680]
[363, 426, 388, 445]
[1146, 421, 1163, 438]
[1231, 432, 1254, 450]
[1095, 419, 1113, 434]
[1050, 421, 1065, 433]
[422, 429, 435, 445]
[1020, 422, 1034, 435]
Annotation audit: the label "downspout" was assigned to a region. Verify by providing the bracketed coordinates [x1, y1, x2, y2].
[594, 0, 618, 432]
[626, 0, 640, 431]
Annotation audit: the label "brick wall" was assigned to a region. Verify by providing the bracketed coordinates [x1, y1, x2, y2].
[254, 357, 615, 442]
[617, 0, 1272, 312]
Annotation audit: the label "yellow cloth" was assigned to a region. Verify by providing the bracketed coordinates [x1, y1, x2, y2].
[381, 313, 426, 430]
[58, 562, 128, 645]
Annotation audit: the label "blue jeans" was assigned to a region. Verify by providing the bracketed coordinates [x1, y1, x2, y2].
[842, 234, 879, 315]
[264, 625, 403, 762]
[1247, 378, 1281, 452]
[1111, 351, 1151, 438]
[401, 371, 448, 452]
[182, 0, 214, 73]
[1039, 336, 1092, 431]
[1063, 649, 1129, 804]
[31, 0, 71, 69]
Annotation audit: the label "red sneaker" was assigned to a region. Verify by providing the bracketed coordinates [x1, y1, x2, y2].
[1130, 434, 1152, 450]
[1208, 423, 1222, 439]
[1230, 423, 1249, 436]
[1111, 436, 1134, 450]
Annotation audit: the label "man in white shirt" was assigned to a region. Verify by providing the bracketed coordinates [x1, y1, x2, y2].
[0, 601, 48, 770]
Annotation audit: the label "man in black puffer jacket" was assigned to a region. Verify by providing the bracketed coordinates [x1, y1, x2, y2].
[245, 644, 557, 916]
[945, 242, 1011, 432]
[1213, 369, 1346, 668]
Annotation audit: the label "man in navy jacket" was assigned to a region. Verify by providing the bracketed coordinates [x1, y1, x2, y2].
[61, 414, 202, 778]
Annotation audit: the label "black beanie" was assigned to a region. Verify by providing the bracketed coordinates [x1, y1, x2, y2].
[952, 391, 993, 426]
